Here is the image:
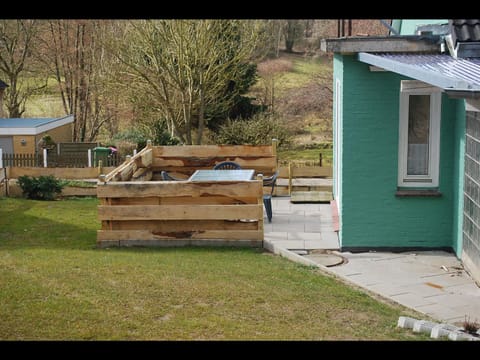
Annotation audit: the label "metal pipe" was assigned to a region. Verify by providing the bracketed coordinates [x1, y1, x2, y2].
[380, 19, 400, 36]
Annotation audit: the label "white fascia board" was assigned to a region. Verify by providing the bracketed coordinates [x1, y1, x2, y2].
[0, 115, 74, 135]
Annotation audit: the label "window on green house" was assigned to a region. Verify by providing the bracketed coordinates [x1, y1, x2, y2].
[398, 80, 442, 187]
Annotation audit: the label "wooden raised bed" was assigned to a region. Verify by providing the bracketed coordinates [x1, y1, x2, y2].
[97, 141, 277, 248]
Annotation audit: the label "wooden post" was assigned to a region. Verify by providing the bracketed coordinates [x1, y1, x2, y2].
[272, 138, 278, 166]
[146, 139, 152, 148]
[98, 160, 103, 175]
[288, 162, 292, 196]
[319, 152, 323, 167]
[43, 148, 47, 168]
[88, 149, 92, 167]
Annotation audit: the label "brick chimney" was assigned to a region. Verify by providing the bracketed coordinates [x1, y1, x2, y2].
[0, 80, 8, 118]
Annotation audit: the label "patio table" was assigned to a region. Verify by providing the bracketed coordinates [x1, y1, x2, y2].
[189, 169, 255, 181]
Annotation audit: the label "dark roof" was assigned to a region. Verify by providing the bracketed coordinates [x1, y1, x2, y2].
[450, 19, 480, 43]
[0, 80, 8, 88]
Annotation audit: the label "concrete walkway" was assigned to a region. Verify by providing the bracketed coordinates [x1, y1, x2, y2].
[264, 196, 480, 326]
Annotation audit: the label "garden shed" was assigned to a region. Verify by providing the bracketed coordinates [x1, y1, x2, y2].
[0, 115, 74, 155]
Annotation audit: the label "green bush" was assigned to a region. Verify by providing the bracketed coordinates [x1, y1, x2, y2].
[17, 175, 65, 200]
[113, 120, 180, 150]
[213, 114, 292, 147]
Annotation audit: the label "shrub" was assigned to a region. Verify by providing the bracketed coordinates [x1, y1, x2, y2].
[17, 175, 65, 200]
[113, 120, 180, 150]
[213, 113, 292, 148]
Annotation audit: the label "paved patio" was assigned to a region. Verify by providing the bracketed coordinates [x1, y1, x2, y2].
[264, 196, 480, 326]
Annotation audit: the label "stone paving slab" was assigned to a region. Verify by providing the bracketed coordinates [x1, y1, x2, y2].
[304, 223, 322, 232]
[286, 232, 321, 241]
[264, 198, 480, 325]
[305, 238, 339, 250]
[270, 240, 305, 250]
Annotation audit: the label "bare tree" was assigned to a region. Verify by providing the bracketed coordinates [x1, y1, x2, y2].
[283, 20, 305, 53]
[37, 20, 120, 141]
[113, 20, 261, 145]
[0, 20, 43, 118]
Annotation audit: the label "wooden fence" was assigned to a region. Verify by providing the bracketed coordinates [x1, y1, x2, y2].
[97, 141, 274, 248]
[97, 180, 264, 248]
[1, 151, 121, 168]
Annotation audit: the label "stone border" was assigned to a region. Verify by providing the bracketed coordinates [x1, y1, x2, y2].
[398, 316, 480, 341]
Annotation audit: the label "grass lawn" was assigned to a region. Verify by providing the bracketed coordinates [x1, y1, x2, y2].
[278, 146, 333, 165]
[0, 197, 428, 340]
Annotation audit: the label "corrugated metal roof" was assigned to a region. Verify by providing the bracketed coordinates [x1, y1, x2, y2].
[358, 53, 480, 92]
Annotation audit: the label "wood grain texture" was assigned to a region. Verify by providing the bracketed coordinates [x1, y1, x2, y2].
[98, 204, 263, 220]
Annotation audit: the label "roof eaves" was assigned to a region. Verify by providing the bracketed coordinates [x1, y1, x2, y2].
[358, 52, 480, 92]
[321, 35, 442, 54]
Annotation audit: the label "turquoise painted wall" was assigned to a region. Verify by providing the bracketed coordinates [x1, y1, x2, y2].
[396, 19, 448, 35]
[338, 54, 463, 250]
[452, 101, 466, 256]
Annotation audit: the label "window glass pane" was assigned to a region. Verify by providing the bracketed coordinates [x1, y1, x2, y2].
[407, 95, 430, 175]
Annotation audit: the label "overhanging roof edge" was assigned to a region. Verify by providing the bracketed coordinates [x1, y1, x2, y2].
[358, 52, 480, 92]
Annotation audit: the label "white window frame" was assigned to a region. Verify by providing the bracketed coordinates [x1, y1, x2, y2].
[398, 80, 442, 188]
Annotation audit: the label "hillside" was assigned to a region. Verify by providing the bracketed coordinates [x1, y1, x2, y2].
[251, 51, 333, 162]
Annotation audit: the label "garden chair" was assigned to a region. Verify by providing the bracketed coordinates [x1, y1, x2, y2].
[213, 161, 242, 170]
[262, 170, 279, 223]
[160, 171, 183, 181]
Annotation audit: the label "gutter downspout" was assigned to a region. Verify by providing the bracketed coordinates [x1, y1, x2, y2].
[381, 20, 400, 36]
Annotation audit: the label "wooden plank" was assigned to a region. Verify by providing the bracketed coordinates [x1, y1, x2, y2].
[292, 166, 332, 178]
[132, 167, 152, 181]
[98, 229, 263, 241]
[151, 156, 276, 170]
[97, 181, 263, 199]
[290, 191, 333, 203]
[118, 161, 137, 181]
[7, 166, 114, 179]
[98, 204, 263, 220]
[134, 148, 152, 168]
[104, 145, 151, 182]
[110, 219, 260, 231]
[277, 178, 333, 187]
[110, 196, 258, 205]
[153, 145, 273, 157]
[116, 239, 263, 247]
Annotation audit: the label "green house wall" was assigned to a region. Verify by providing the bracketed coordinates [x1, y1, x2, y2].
[335, 54, 465, 253]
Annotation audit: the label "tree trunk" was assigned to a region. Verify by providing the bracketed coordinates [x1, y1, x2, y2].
[196, 73, 205, 145]
[285, 39, 294, 53]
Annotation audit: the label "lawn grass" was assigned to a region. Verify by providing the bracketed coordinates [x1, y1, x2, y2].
[278, 147, 333, 165]
[0, 197, 428, 340]
[272, 55, 332, 97]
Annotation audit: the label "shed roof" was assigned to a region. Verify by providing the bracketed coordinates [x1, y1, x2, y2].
[358, 52, 480, 96]
[0, 115, 74, 135]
